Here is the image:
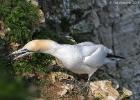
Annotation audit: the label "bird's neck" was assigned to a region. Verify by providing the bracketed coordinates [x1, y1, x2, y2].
[45, 42, 61, 57]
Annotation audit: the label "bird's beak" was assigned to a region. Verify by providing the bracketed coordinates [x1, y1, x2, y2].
[9, 49, 33, 60]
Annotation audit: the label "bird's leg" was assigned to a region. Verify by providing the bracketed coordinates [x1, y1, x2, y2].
[81, 74, 92, 94]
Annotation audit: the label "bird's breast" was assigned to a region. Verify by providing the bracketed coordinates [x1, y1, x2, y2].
[54, 46, 83, 70]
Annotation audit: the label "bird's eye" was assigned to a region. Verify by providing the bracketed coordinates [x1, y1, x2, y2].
[21, 49, 29, 52]
[24, 49, 29, 51]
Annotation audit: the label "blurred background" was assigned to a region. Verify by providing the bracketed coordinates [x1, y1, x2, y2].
[0, 0, 140, 99]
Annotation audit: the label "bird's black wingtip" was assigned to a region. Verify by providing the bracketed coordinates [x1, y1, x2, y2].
[107, 54, 126, 59]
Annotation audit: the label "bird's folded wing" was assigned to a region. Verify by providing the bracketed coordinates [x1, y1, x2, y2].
[76, 42, 97, 58]
[78, 44, 100, 58]
[82, 45, 108, 67]
[76, 42, 95, 46]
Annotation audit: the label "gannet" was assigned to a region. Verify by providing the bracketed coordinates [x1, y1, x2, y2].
[10, 39, 125, 87]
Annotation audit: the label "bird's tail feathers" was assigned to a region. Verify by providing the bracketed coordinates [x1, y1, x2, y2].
[107, 54, 125, 60]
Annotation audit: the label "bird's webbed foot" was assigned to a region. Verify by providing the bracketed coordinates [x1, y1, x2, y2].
[80, 81, 90, 95]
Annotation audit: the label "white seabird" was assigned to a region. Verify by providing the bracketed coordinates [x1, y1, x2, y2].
[10, 39, 125, 87]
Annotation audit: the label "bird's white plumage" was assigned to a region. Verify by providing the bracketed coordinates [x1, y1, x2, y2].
[49, 42, 113, 76]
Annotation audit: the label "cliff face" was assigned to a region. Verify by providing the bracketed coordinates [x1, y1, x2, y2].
[37, 0, 140, 99]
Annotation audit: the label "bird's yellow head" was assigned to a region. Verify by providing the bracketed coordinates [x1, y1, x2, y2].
[10, 39, 57, 60]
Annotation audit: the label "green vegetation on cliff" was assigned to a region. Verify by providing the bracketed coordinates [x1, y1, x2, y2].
[0, 0, 39, 43]
[0, 0, 43, 99]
